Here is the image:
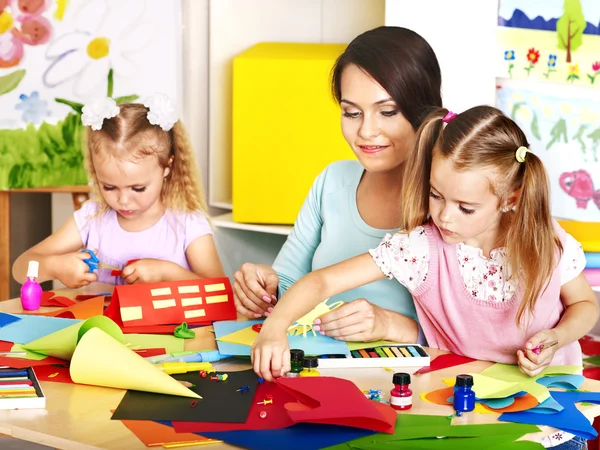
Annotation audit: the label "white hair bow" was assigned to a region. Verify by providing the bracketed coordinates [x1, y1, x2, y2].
[81, 98, 120, 131]
[143, 93, 178, 131]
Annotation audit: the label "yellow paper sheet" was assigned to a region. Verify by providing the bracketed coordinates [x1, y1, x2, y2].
[215, 326, 257, 346]
[70, 328, 200, 398]
[21, 322, 84, 360]
[346, 340, 403, 351]
[9, 343, 48, 360]
[124, 334, 185, 355]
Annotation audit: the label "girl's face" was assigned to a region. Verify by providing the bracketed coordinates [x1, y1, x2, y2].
[93, 152, 170, 228]
[428, 154, 507, 251]
[339, 64, 416, 174]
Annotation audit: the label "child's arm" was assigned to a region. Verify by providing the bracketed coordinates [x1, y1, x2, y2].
[519, 272, 598, 376]
[252, 252, 387, 381]
[12, 217, 97, 287]
[121, 235, 225, 283]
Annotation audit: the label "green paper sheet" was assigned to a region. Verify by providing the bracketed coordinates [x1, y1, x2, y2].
[349, 435, 544, 450]
[124, 334, 184, 355]
[473, 364, 581, 402]
[10, 343, 48, 360]
[583, 355, 600, 365]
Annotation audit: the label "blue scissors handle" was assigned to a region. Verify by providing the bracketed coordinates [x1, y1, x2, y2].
[79, 249, 99, 273]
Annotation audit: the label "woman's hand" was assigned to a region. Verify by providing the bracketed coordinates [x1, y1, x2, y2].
[233, 263, 279, 318]
[517, 329, 560, 377]
[312, 298, 390, 342]
[251, 319, 290, 381]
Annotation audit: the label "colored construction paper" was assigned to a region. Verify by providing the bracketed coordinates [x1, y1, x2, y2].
[113, 412, 219, 447]
[583, 367, 600, 380]
[585, 252, 600, 269]
[0, 315, 79, 344]
[22, 322, 84, 360]
[535, 374, 584, 390]
[198, 423, 376, 450]
[526, 396, 563, 414]
[124, 334, 184, 355]
[500, 391, 600, 440]
[584, 355, 600, 365]
[34, 365, 74, 384]
[349, 436, 543, 450]
[0, 340, 13, 352]
[0, 355, 67, 368]
[580, 335, 600, 356]
[111, 369, 258, 422]
[105, 278, 236, 328]
[0, 313, 21, 328]
[132, 348, 167, 358]
[10, 343, 47, 360]
[422, 386, 538, 413]
[121, 324, 182, 335]
[214, 320, 350, 356]
[414, 353, 476, 375]
[33, 295, 105, 320]
[276, 376, 396, 433]
[41, 294, 76, 307]
[70, 327, 199, 398]
[322, 414, 540, 449]
[473, 364, 581, 402]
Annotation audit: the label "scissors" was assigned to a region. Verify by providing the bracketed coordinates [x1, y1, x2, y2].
[79, 249, 120, 273]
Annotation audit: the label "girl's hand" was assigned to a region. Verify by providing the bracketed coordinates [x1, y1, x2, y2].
[54, 252, 98, 288]
[233, 263, 279, 318]
[251, 321, 290, 382]
[517, 329, 559, 377]
[122, 259, 164, 284]
[312, 298, 390, 342]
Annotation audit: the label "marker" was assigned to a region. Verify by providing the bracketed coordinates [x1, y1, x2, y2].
[532, 340, 558, 355]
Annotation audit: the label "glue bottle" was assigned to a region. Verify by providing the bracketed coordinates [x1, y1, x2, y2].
[287, 349, 305, 377]
[20, 261, 42, 311]
[299, 356, 320, 377]
[390, 372, 412, 410]
[453, 374, 475, 416]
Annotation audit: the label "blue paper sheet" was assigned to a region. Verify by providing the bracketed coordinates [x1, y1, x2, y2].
[0, 314, 80, 344]
[585, 252, 600, 269]
[0, 313, 21, 328]
[536, 374, 584, 390]
[499, 391, 600, 439]
[526, 397, 563, 414]
[213, 320, 350, 357]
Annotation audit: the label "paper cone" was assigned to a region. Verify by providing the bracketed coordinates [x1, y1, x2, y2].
[22, 322, 84, 360]
[70, 327, 200, 399]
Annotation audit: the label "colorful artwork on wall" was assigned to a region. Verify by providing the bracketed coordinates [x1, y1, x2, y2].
[497, 0, 600, 87]
[496, 79, 600, 222]
[0, 0, 181, 189]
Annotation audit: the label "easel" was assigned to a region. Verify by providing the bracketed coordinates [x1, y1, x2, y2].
[0, 186, 91, 300]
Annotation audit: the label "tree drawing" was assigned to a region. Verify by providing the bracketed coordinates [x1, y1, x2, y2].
[588, 127, 600, 161]
[573, 124, 588, 153]
[546, 118, 568, 150]
[557, 0, 586, 63]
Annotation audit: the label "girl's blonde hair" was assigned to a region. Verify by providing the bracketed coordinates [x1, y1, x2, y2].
[402, 105, 562, 325]
[85, 103, 208, 217]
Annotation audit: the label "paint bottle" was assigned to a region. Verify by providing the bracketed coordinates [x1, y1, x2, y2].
[20, 261, 42, 311]
[390, 372, 412, 410]
[287, 349, 305, 377]
[299, 356, 320, 377]
[453, 374, 475, 416]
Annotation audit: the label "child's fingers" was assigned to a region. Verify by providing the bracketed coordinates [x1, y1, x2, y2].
[525, 330, 551, 351]
[83, 272, 98, 283]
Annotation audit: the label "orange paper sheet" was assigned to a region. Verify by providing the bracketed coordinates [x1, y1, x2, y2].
[39, 296, 105, 320]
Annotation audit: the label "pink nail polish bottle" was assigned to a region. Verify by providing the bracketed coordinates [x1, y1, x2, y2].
[20, 261, 42, 311]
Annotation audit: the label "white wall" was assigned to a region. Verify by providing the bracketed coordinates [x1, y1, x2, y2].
[385, 0, 499, 112]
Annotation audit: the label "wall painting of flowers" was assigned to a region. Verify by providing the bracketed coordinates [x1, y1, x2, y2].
[496, 0, 600, 222]
[0, 0, 181, 189]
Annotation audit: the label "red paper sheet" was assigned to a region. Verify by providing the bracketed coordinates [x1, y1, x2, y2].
[414, 353, 476, 375]
[0, 355, 68, 369]
[580, 336, 600, 357]
[105, 278, 236, 328]
[132, 348, 166, 358]
[0, 340, 14, 352]
[35, 295, 105, 320]
[41, 293, 76, 307]
[34, 364, 73, 383]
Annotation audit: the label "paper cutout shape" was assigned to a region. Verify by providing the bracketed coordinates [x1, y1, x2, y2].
[276, 376, 396, 434]
[0, 313, 22, 328]
[214, 320, 350, 356]
[0, 314, 79, 344]
[112, 369, 258, 422]
[535, 374, 584, 390]
[287, 299, 343, 337]
[525, 396, 563, 414]
[421, 386, 538, 414]
[500, 391, 600, 440]
[105, 278, 236, 328]
[40, 291, 76, 307]
[414, 353, 476, 375]
[30, 295, 107, 320]
[472, 364, 581, 402]
[70, 327, 199, 398]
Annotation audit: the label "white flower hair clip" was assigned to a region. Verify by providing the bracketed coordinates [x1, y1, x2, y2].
[143, 93, 178, 131]
[81, 98, 120, 131]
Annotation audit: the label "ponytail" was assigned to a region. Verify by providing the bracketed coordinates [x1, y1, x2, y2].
[505, 152, 562, 325]
[401, 108, 447, 231]
[163, 121, 209, 218]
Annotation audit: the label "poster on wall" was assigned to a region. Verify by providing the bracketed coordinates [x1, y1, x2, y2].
[497, 0, 600, 86]
[0, 0, 181, 190]
[496, 79, 600, 222]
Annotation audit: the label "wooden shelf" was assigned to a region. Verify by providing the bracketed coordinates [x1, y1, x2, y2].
[212, 212, 292, 236]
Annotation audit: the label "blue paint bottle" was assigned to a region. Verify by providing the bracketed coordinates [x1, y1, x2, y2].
[453, 374, 475, 416]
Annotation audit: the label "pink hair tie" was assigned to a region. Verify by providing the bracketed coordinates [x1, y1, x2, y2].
[442, 111, 457, 123]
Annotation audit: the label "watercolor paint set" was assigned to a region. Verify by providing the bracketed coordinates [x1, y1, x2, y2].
[317, 344, 430, 369]
[0, 367, 46, 410]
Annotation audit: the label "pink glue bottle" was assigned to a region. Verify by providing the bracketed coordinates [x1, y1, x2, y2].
[20, 261, 42, 311]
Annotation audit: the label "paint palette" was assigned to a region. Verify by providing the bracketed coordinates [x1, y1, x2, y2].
[317, 344, 430, 369]
[0, 367, 46, 410]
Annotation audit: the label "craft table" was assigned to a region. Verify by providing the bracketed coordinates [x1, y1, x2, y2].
[0, 283, 599, 450]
